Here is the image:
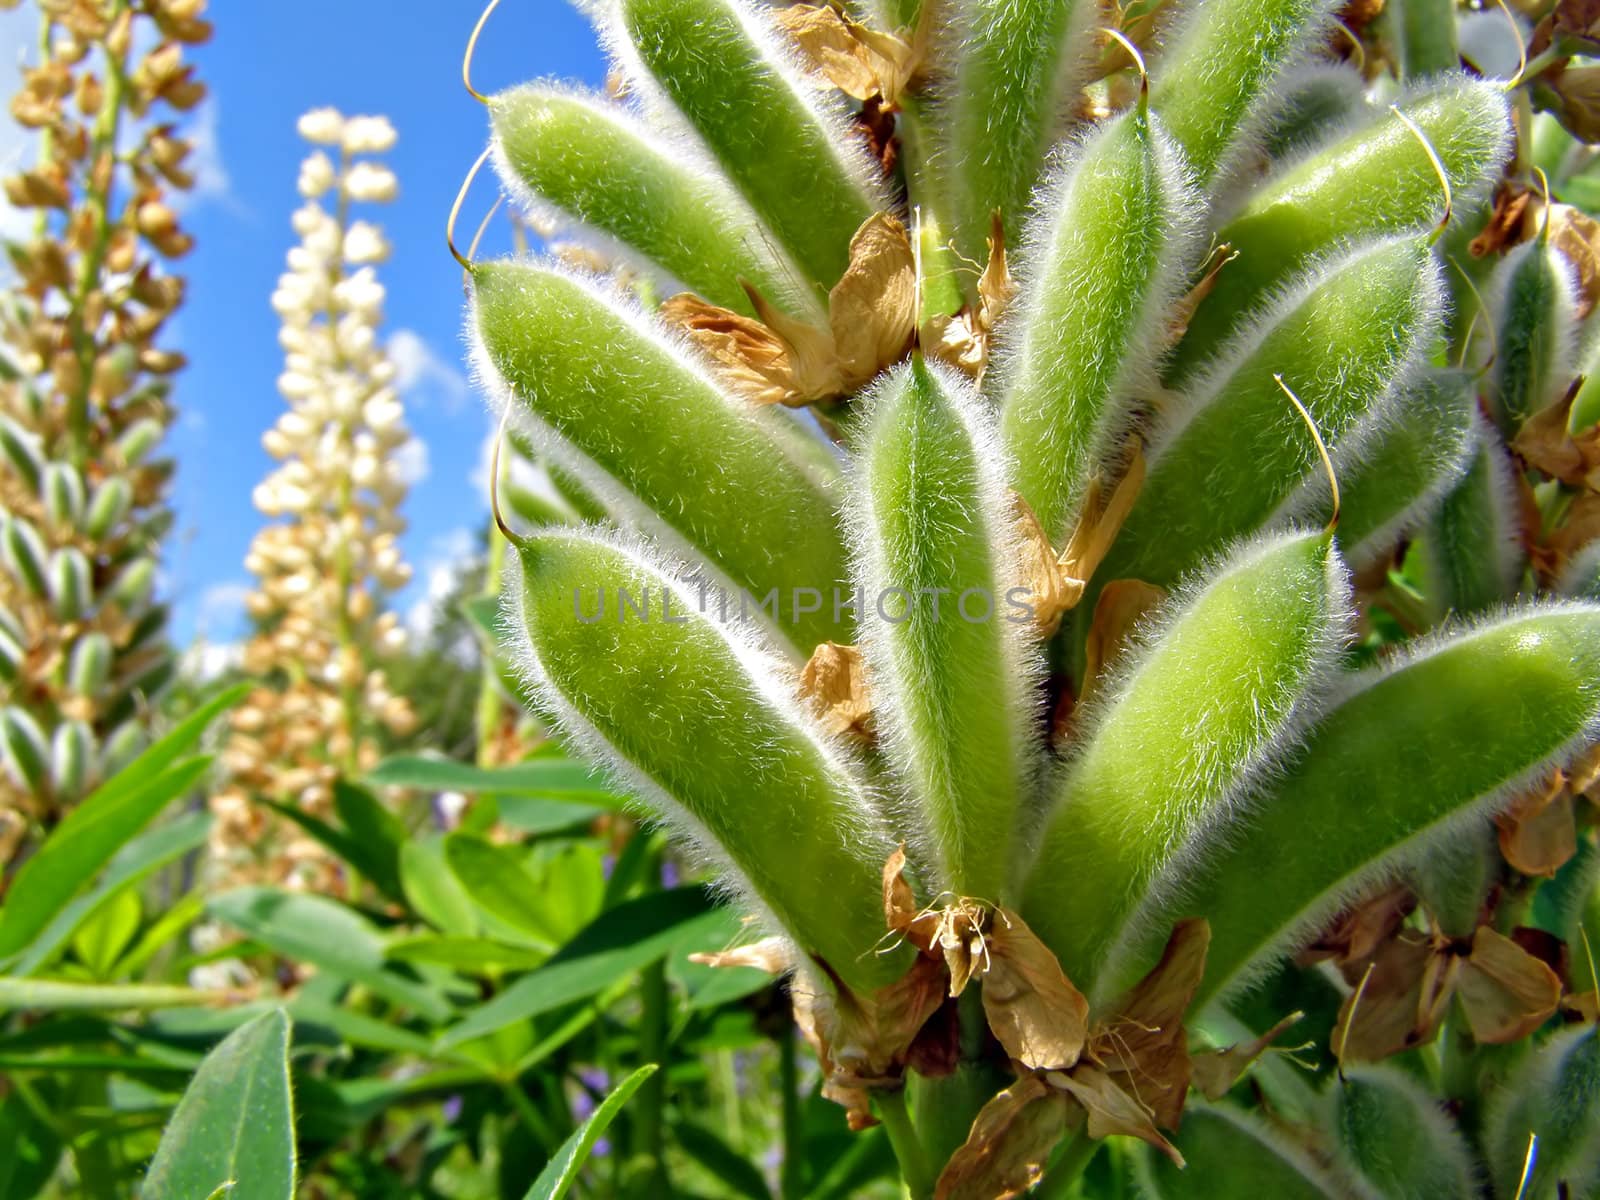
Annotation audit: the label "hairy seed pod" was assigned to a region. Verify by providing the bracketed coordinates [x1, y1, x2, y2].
[1387, 0, 1462, 80]
[1260, 65, 1366, 163]
[995, 104, 1202, 540]
[108, 556, 157, 610]
[852, 359, 1039, 900]
[48, 547, 93, 622]
[1330, 1067, 1476, 1200]
[470, 262, 849, 650]
[489, 86, 817, 319]
[1097, 237, 1443, 592]
[114, 417, 165, 465]
[68, 632, 113, 697]
[509, 527, 905, 994]
[1271, 370, 1478, 569]
[49, 720, 94, 800]
[1484, 1027, 1600, 1200]
[2, 516, 51, 599]
[613, 0, 884, 286]
[1151, 0, 1340, 189]
[0, 413, 43, 492]
[547, 460, 612, 524]
[40, 462, 87, 530]
[84, 476, 133, 541]
[1137, 1102, 1344, 1198]
[1415, 426, 1524, 616]
[1124, 605, 1600, 1009]
[1, 706, 51, 796]
[1486, 236, 1581, 433]
[1174, 77, 1510, 371]
[1023, 531, 1348, 990]
[938, 0, 1098, 259]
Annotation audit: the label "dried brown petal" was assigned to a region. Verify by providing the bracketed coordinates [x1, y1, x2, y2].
[1009, 492, 1074, 638]
[1297, 884, 1416, 971]
[1080, 579, 1165, 704]
[773, 4, 919, 106]
[688, 935, 792, 975]
[934, 1076, 1069, 1200]
[801, 640, 873, 739]
[1546, 64, 1600, 144]
[1166, 244, 1236, 347]
[1456, 926, 1563, 1044]
[1191, 1012, 1303, 1100]
[1055, 1065, 1184, 1166]
[1549, 204, 1600, 320]
[1472, 185, 1536, 258]
[982, 908, 1090, 1072]
[1496, 770, 1578, 877]
[881, 844, 940, 953]
[1514, 387, 1600, 487]
[661, 291, 838, 407]
[828, 212, 916, 389]
[1333, 933, 1451, 1064]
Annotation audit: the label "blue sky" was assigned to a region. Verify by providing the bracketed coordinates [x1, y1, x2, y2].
[5, 2, 608, 650]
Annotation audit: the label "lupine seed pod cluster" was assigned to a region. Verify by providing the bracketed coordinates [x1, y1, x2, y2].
[209, 109, 415, 892]
[0, 0, 209, 872]
[465, 0, 1600, 1192]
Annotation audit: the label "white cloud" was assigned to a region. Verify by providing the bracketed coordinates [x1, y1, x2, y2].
[389, 329, 470, 412]
[178, 95, 236, 212]
[0, 9, 40, 248]
[406, 526, 478, 638]
[393, 435, 430, 487]
[197, 580, 251, 637]
[181, 640, 244, 683]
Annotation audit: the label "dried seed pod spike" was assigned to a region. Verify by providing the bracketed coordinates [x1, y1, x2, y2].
[1274, 374, 1340, 533]
[1449, 255, 1498, 373]
[468, 194, 505, 265]
[1335, 958, 1377, 1074]
[1511, 1132, 1539, 1200]
[1498, 0, 1530, 89]
[1533, 165, 1553, 244]
[448, 146, 494, 274]
[1099, 26, 1148, 105]
[488, 404, 529, 552]
[1332, 16, 1365, 76]
[464, 0, 502, 104]
[1390, 105, 1452, 243]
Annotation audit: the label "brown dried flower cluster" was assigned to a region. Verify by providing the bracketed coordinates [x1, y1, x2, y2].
[0, 0, 210, 870]
[209, 109, 415, 891]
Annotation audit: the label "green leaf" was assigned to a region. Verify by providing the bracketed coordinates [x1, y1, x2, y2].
[444, 834, 561, 946]
[673, 1120, 774, 1199]
[855, 359, 1038, 899]
[10, 810, 210, 976]
[208, 888, 452, 1023]
[521, 1063, 658, 1200]
[144, 1010, 296, 1200]
[615, 0, 881, 286]
[496, 797, 607, 836]
[1127, 605, 1600, 1008]
[0, 1090, 61, 1200]
[469, 263, 850, 651]
[438, 887, 724, 1047]
[0, 756, 211, 962]
[69, 886, 140, 979]
[369, 754, 613, 800]
[400, 837, 479, 937]
[508, 528, 905, 993]
[331, 780, 407, 900]
[385, 934, 547, 974]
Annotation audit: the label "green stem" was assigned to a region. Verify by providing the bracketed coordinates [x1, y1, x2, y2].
[1033, 1130, 1100, 1200]
[779, 1024, 804, 1200]
[875, 1088, 935, 1200]
[501, 1079, 559, 1151]
[474, 526, 508, 766]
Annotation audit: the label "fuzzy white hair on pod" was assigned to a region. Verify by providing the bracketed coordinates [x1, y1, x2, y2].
[1148, 233, 1446, 470]
[1158, 601, 1600, 1008]
[501, 523, 894, 967]
[841, 358, 1048, 893]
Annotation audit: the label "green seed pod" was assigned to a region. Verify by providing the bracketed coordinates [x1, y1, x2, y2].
[49, 720, 95, 800]
[1415, 425, 1524, 617]
[2, 515, 51, 599]
[0, 706, 50, 797]
[488, 86, 817, 319]
[113, 417, 164, 466]
[1484, 1027, 1600, 1200]
[84, 476, 133, 541]
[1174, 77, 1510, 369]
[99, 721, 145, 777]
[547, 460, 611, 525]
[1098, 237, 1444, 591]
[995, 104, 1203, 540]
[1330, 1066, 1477, 1200]
[1023, 531, 1349, 992]
[1487, 236, 1582, 432]
[1271, 370, 1478, 569]
[613, 0, 884, 287]
[852, 359, 1040, 901]
[48, 548, 92, 623]
[1127, 605, 1600, 1009]
[108, 555, 157, 610]
[0, 623, 21, 686]
[1386, 0, 1462, 80]
[1408, 826, 1498, 939]
[1136, 1102, 1344, 1198]
[1260, 65, 1367, 163]
[0, 413, 42, 493]
[470, 262, 849, 651]
[40, 462, 86, 531]
[1151, 0, 1340, 189]
[937, 0, 1098, 259]
[68, 632, 113, 698]
[508, 527, 904, 993]
[504, 484, 574, 530]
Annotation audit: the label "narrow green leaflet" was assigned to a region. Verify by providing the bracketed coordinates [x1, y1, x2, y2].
[143, 1010, 296, 1200]
[0, 978, 226, 1013]
[522, 1064, 659, 1200]
[444, 834, 560, 947]
[368, 754, 614, 802]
